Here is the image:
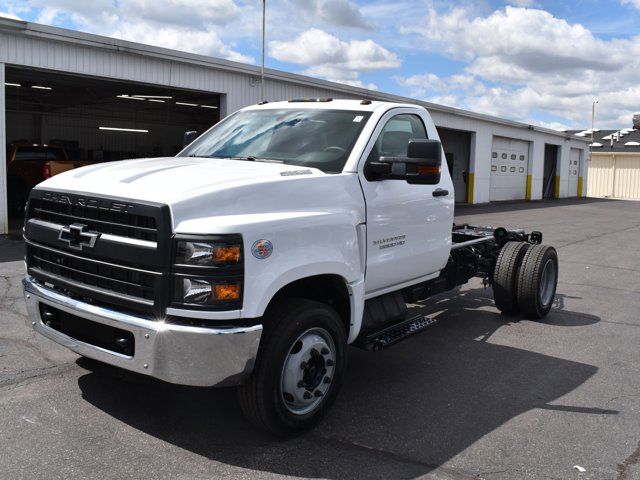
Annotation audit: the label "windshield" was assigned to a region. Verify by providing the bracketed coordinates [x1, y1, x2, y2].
[179, 108, 372, 173]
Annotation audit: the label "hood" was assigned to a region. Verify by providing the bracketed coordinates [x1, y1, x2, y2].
[36, 157, 324, 204]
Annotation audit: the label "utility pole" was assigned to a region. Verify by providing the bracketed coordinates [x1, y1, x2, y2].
[261, 0, 266, 103]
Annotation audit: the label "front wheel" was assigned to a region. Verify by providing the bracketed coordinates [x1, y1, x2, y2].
[238, 299, 347, 436]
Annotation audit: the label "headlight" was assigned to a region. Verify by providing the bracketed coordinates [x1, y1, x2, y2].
[176, 240, 241, 266]
[175, 277, 242, 305]
[172, 235, 244, 310]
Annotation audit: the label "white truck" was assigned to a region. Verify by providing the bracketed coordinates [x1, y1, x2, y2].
[22, 100, 559, 435]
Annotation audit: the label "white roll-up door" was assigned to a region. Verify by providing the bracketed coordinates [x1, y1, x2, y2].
[568, 148, 580, 197]
[490, 137, 529, 201]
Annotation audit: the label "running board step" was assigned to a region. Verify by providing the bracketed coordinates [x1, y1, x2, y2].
[361, 314, 439, 351]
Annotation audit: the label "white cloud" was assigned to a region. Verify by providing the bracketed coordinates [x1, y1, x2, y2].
[506, 0, 536, 6]
[269, 28, 399, 86]
[0, 10, 23, 20]
[18, 0, 252, 63]
[119, 0, 241, 27]
[112, 23, 253, 63]
[621, 0, 640, 9]
[400, 6, 640, 128]
[289, 0, 371, 29]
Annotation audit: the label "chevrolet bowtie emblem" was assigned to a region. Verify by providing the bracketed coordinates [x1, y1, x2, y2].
[58, 223, 100, 251]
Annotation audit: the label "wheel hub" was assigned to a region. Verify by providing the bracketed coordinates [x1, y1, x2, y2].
[539, 258, 557, 307]
[281, 328, 336, 415]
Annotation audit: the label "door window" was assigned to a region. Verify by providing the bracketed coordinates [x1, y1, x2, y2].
[372, 114, 428, 159]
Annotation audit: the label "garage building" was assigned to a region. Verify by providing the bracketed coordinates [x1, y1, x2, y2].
[0, 17, 590, 235]
[568, 122, 640, 200]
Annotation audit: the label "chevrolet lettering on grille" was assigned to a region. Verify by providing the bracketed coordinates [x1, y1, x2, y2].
[58, 223, 100, 251]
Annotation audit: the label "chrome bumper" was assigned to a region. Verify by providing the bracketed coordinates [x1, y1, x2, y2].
[22, 276, 262, 387]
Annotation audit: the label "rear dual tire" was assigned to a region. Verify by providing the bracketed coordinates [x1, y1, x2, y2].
[516, 244, 559, 319]
[493, 242, 558, 319]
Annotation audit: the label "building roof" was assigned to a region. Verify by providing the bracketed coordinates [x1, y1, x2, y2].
[0, 16, 589, 142]
[566, 129, 640, 152]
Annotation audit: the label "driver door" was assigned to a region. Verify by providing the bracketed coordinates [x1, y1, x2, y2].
[359, 110, 454, 295]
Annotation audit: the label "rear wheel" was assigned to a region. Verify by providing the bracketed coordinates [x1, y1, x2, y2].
[238, 299, 347, 436]
[493, 241, 530, 314]
[517, 245, 559, 319]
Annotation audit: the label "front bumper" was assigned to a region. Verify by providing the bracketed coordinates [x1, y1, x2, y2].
[23, 276, 262, 386]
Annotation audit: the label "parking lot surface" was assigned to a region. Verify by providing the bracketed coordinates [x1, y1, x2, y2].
[1, 198, 639, 480]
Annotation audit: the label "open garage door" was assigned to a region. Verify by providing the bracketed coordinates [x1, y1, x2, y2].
[568, 148, 581, 197]
[4, 67, 221, 231]
[437, 127, 471, 203]
[490, 136, 529, 201]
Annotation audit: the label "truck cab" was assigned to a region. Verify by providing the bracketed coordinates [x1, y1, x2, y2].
[22, 100, 558, 435]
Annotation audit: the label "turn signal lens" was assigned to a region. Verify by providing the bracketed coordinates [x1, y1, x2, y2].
[213, 283, 241, 301]
[213, 245, 241, 263]
[417, 165, 440, 174]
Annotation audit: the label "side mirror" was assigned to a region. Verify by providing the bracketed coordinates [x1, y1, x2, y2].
[183, 130, 198, 148]
[365, 139, 442, 184]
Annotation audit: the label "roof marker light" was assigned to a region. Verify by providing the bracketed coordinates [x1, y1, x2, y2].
[31, 85, 52, 90]
[200, 105, 218, 109]
[117, 95, 145, 101]
[131, 95, 172, 99]
[5, 82, 21, 87]
[175, 102, 198, 107]
[99, 126, 149, 133]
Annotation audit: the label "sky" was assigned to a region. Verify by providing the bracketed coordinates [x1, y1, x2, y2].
[1, 0, 639, 130]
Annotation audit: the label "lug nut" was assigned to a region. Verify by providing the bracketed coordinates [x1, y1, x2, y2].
[300, 361, 308, 370]
[303, 391, 312, 400]
[326, 359, 335, 367]
[310, 348, 320, 357]
[314, 390, 323, 397]
[321, 347, 329, 355]
[297, 381, 306, 388]
[323, 376, 331, 384]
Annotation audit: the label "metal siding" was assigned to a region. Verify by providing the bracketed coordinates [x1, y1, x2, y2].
[614, 156, 640, 199]
[587, 155, 615, 198]
[0, 63, 6, 234]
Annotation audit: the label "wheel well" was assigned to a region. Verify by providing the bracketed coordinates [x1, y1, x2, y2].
[268, 275, 351, 333]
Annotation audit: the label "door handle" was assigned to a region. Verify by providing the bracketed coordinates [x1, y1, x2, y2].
[432, 188, 449, 197]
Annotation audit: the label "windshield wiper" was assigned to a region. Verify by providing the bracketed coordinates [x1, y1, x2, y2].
[225, 156, 284, 164]
[184, 154, 284, 163]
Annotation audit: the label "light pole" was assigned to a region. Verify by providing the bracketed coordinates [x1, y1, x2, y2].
[591, 99, 598, 149]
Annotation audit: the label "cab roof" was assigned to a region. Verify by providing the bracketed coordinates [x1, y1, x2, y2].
[243, 99, 423, 113]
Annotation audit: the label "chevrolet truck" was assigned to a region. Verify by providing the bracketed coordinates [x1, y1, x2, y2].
[22, 100, 559, 435]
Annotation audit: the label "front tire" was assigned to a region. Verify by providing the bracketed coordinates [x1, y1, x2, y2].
[238, 299, 347, 436]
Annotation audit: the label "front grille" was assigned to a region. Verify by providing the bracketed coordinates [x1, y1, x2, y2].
[29, 197, 158, 242]
[27, 243, 162, 311]
[25, 190, 172, 314]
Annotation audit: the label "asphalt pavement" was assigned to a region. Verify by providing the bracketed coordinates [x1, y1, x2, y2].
[1, 198, 639, 480]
